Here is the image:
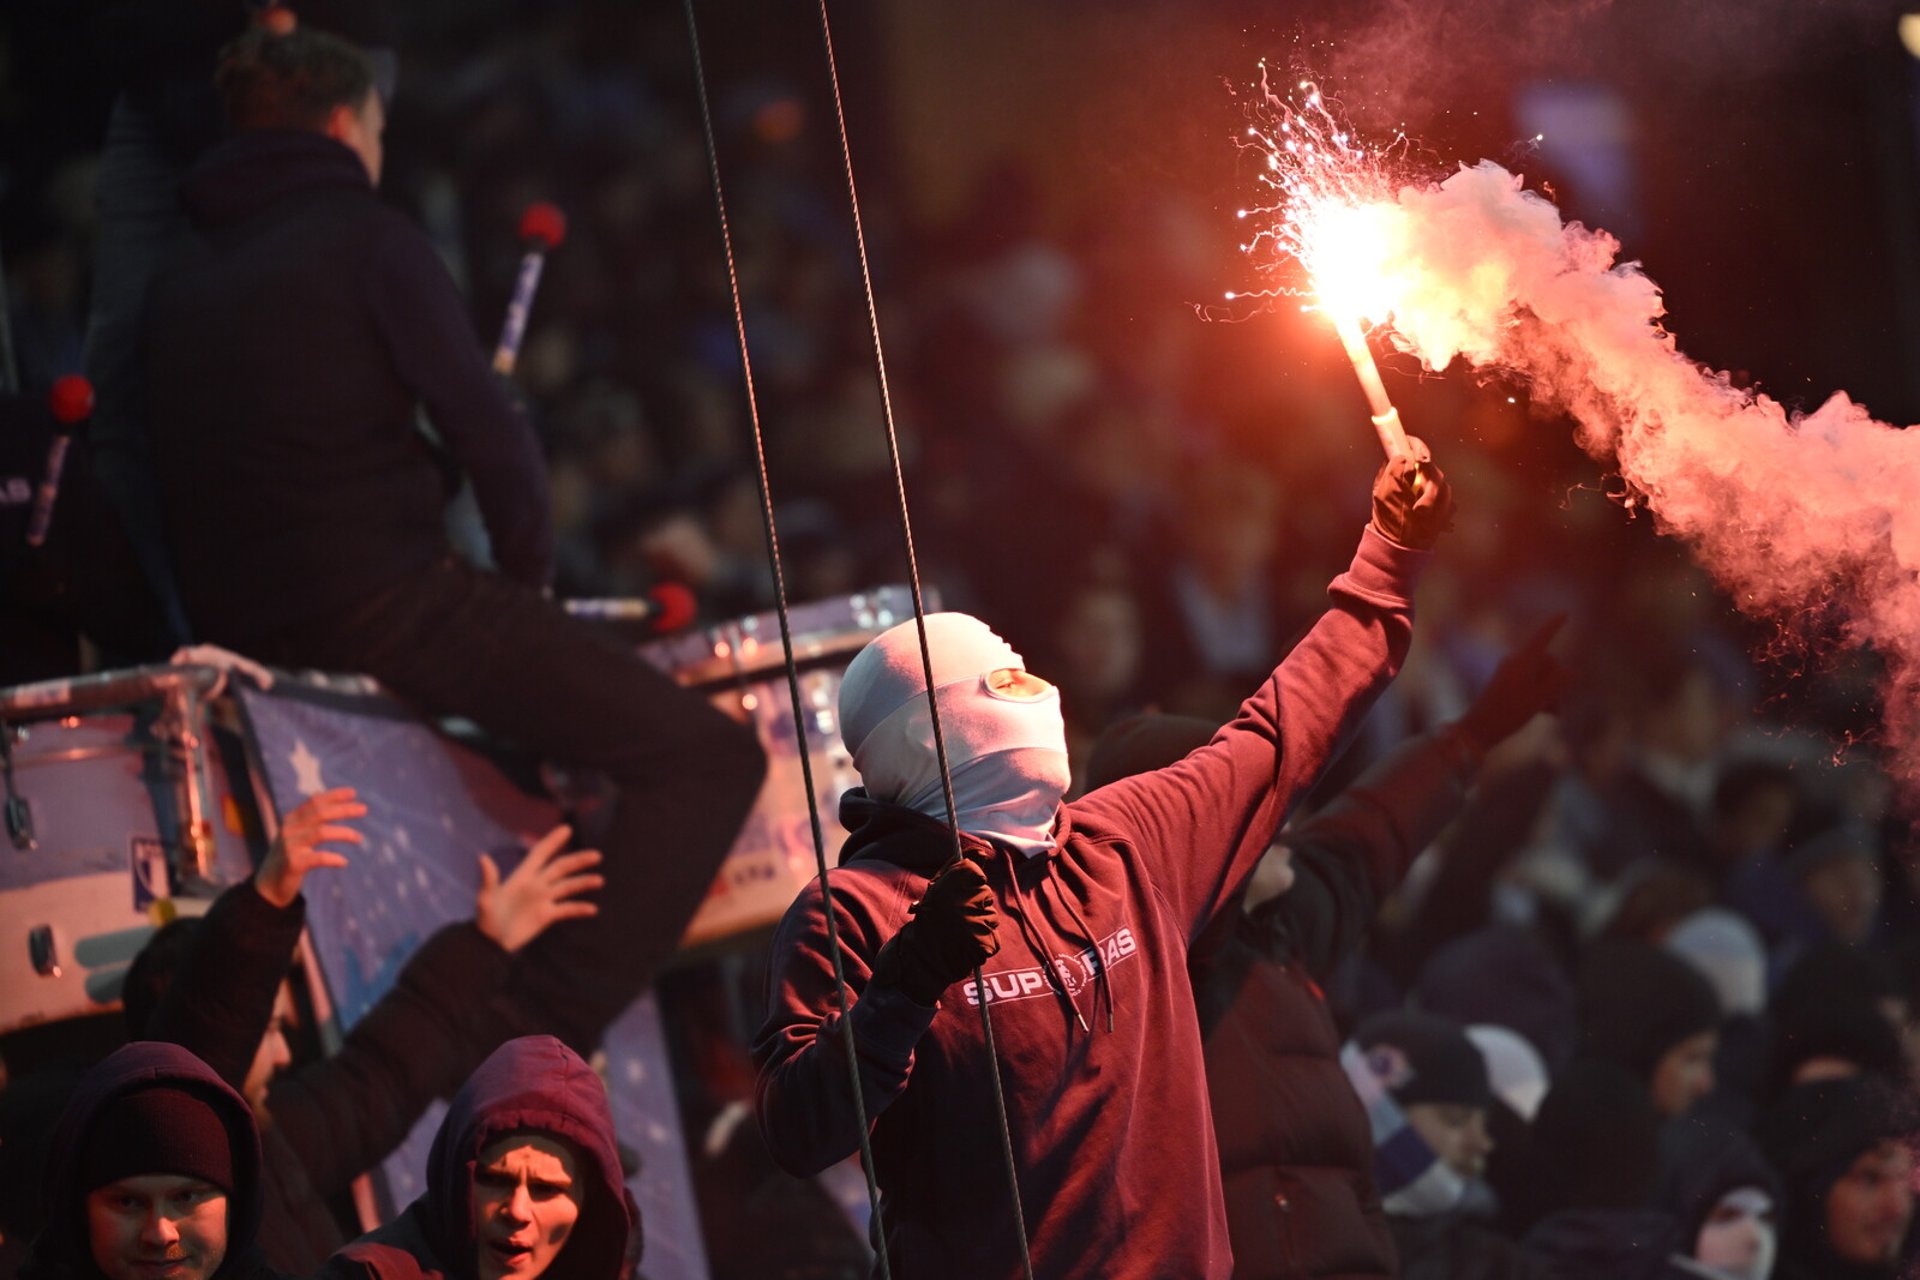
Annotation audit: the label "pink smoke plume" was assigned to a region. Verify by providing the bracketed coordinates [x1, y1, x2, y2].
[1265, 153, 1920, 784]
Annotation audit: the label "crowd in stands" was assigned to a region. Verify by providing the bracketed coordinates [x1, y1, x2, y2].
[0, 1, 1914, 1278]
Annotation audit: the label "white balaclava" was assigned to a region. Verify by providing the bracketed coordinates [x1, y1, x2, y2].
[1691, 1186, 1776, 1280]
[839, 613, 1071, 857]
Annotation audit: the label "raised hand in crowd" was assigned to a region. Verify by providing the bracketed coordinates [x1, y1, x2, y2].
[1454, 614, 1576, 757]
[475, 823, 604, 954]
[254, 787, 368, 908]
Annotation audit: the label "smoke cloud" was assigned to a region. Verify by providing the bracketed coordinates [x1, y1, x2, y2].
[1353, 161, 1920, 783]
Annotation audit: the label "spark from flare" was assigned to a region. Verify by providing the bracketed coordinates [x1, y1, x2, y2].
[1235, 70, 1420, 457]
[1235, 69, 1920, 792]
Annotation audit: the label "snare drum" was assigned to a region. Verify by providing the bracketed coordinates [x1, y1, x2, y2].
[0, 665, 256, 1035]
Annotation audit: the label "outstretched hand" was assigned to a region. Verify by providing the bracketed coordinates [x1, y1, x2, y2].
[255, 788, 366, 908]
[1369, 435, 1454, 551]
[475, 824, 604, 954]
[1454, 615, 1576, 756]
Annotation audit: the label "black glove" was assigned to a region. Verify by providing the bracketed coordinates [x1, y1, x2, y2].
[1453, 614, 1575, 756]
[1369, 436, 1454, 550]
[869, 858, 1001, 1007]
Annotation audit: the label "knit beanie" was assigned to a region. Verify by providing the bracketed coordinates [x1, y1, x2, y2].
[1355, 1010, 1493, 1109]
[77, 1085, 235, 1194]
[1576, 938, 1721, 1079]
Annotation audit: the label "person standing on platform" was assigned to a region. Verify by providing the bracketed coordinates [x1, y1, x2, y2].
[143, 28, 765, 1050]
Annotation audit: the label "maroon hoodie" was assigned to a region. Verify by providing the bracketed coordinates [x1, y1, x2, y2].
[320, 1036, 631, 1280]
[754, 526, 1426, 1280]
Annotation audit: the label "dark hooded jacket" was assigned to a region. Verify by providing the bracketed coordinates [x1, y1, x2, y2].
[147, 127, 552, 647]
[1098, 716, 1480, 1280]
[1654, 1113, 1782, 1275]
[21, 1041, 281, 1280]
[754, 527, 1425, 1280]
[1758, 1076, 1919, 1280]
[318, 1036, 631, 1280]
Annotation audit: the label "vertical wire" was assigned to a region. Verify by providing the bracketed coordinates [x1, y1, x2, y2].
[811, 5, 1035, 1275]
[678, 4, 893, 1272]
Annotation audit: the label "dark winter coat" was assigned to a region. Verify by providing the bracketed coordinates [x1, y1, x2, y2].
[20, 1041, 284, 1280]
[1197, 726, 1479, 1280]
[318, 1036, 632, 1280]
[754, 528, 1425, 1280]
[151, 879, 515, 1273]
[1388, 1212, 1549, 1280]
[1519, 1208, 1691, 1280]
[148, 128, 552, 646]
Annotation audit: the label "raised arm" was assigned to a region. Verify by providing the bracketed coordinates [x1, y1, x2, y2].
[1077, 447, 1451, 940]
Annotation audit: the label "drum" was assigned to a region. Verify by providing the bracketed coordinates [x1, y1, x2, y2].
[641, 586, 931, 947]
[0, 665, 256, 1036]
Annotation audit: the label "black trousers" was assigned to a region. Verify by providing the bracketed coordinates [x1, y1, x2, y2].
[251, 556, 767, 1047]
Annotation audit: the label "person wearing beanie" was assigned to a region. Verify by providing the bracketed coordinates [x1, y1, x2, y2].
[22, 1041, 279, 1280]
[1655, 1114, 1782, 1280]
[121, 789, 602, 1275]
[1077, 623, 1568, 1280]
[1576, 938, 1723, 1116]
[755, 449, 1452, 1280]
[1347, 1011, 1547, 1280]
[1759, 1075, 1918, 1280]
[318, 1036, 631, 1280]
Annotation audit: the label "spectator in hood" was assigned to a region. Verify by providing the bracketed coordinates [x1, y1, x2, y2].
[1655, 1114, 1782, 1280]
[21, 1042, 277, 1280]
[1764, 944, 1909, 1103]
[1576, 938, 1722, 1117]
[1759, 1076, 1917, 1280]
[122, 791, 603, 1275]
[1515, 1060, 1686, 1280]
[318, 1036, 632, 1280]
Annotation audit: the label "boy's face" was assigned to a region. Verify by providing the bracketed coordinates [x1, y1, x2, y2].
[472, 1133, 583, 1280]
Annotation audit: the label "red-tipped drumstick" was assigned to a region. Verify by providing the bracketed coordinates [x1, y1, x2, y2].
[27, 375, 94, 548]
[491, 202, 568, 376]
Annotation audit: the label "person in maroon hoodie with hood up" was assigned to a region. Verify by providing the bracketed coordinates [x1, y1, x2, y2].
[317, 1036, 631, 1280]
[22, 1041, 279, 1280]
[755, 448, 1453, 1279]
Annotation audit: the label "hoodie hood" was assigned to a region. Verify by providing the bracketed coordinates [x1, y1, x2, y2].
[339, 1037, 630, 1280]
[1655, 1113, 1782, 1249]
[26, 1042, 264, 1280]
[428, 1037, 630, 1280]
[181, 129, 372, 231]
